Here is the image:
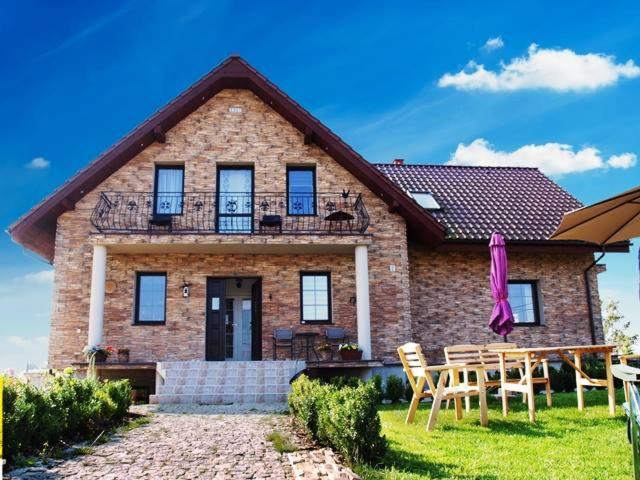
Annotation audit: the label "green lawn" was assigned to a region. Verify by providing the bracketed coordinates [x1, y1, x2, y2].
[357, 389, 632, 480]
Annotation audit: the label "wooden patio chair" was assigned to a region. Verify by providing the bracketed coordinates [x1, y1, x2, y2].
[398, 342, 488, 431]
[443, 343, 551, 410]
[483, 342, 552, 408]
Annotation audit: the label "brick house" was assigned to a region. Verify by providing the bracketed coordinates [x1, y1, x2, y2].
[9, 56, 625, 400]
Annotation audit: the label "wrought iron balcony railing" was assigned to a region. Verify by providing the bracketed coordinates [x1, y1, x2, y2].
[90, 191, 370, 235]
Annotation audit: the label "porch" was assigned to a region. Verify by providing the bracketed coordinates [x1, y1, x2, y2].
[85, 240, 375, 366]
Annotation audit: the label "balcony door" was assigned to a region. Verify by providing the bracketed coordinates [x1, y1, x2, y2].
[216, 167, 254, 233]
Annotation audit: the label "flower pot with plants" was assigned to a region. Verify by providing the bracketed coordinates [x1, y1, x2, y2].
[338, 343, 363, 361]
[117, 348, 130, 363]
[82, 345, 115, 363]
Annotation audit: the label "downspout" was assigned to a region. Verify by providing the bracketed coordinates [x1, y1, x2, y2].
[584, 248, 606, 345]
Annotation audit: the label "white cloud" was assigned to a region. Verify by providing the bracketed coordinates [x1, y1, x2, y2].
[438, 44, 640, 92]
[607, 153, 637, 169]
[26, 157, 50, 169]
[483, 36, 504, 51]
[447, 138, 637, 176]
[20, 270, 54, 284]
[7, 336, 48, 348]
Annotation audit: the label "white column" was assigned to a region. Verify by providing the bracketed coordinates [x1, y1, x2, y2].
[87, 245, 107, 347]
[355, 245, 372, 360]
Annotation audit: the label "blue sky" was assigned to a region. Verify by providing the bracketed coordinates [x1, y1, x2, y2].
[1, 1, 638, 371]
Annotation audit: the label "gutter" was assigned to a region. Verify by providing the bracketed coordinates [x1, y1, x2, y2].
[584, 249, 606, 345]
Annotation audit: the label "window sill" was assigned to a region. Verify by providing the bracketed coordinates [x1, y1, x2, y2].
[132, 321, 166, 326]
[300, 320, 333, 325]
[513, 323, 544, 327]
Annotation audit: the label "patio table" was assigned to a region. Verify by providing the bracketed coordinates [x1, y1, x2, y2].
[490, 344, 616, 423]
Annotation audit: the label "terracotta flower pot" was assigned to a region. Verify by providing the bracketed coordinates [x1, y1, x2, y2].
[339, 349, 363, 361]
[117, 349, 130, 363]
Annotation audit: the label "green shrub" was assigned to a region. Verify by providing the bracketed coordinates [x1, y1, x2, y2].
[1, 373, 132, 465]
[404, 380, 413, 402]
[384, 375, 404, 403]
[289, 375, 387, 465]
[288, 375, 333, 438]
[370, 374, 383, 397]
[327, 375, 361, 389]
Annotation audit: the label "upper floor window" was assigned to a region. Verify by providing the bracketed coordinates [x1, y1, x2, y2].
[300, 272, 331, 323]
[135, 272, 167, 324]
[508, 281, 541, 325]
[287, 167, 316, 215]
[154, 165, 184, 215]
[410, 191, 441, 210]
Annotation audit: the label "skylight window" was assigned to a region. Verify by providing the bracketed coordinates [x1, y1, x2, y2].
[410, 192, 441, 210]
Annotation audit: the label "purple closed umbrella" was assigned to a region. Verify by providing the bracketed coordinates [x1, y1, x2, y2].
[488, 232, 514, 337]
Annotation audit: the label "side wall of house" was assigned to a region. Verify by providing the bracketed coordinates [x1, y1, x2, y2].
[49, 89, 411, 367]
[408, 246, 605, 361]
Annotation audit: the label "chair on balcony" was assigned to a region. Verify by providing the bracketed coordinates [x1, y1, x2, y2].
[325, 327, 349, 360]
[272, 328, 295, 360]
[259, 215, 282, 234]
[149, 213, 173, 232]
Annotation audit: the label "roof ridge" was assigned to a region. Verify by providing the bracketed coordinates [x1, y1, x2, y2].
[374, 163, 541, 170]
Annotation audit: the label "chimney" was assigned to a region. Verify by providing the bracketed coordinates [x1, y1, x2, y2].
[393, 158, 405, 166]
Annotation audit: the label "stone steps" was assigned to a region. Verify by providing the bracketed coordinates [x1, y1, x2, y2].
[150, 360, 305, 405]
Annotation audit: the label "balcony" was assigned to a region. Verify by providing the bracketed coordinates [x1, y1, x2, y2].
[90, 191, 370, 235]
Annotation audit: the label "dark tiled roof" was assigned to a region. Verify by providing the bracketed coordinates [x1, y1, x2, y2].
[375, 164, 583, 241]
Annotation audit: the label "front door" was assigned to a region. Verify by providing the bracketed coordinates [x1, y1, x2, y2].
[217, 167, 254, 233]
[206, 277, 262, 361]
[205, 278, 226, 361]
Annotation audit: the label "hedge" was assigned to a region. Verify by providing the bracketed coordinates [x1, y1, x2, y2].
[2, 370, 132, 464]
[289, 375, 387, 465]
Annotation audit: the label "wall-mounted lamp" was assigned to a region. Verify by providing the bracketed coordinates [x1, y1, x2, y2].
[182, 280, 191, 298]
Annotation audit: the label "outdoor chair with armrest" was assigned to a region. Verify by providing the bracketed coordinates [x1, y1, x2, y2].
[444, 343, 552, 411]
[398, 342, 488, 431]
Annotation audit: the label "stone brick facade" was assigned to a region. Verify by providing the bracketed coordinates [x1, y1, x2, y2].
[408, 245, 604, 362]
[49, 89, 411, 367]
[47, 88, 603, 369]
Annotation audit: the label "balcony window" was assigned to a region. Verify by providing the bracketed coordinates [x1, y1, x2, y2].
[287, 167, 316, 215]
[154, 165, 184, 215]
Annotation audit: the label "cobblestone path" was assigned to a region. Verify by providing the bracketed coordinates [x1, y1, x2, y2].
[6, 406, 305, 479]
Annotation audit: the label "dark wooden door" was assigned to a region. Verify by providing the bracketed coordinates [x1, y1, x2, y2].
[206, 278, 226, 361]
[251, 279, 262, 360]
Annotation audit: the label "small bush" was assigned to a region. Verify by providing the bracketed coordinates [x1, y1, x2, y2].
[266, 431, 297, 453]
[384, 375, 404, 403]
[2, 372, 132, 465]
[370, 374, 384, 401]
[404, 380, 413, 402]
[289, 375, 387, 465]
[328, 375, 361, 389]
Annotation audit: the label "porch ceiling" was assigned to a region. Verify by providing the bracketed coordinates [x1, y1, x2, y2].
[96, 236, 371, 255]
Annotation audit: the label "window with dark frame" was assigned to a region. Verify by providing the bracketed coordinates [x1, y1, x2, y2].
[154, 165, 184, 215]
[300, 272, 331, 323]
[287, 167, 316, 215]
[135, 272, 167, 324]
[508, 281, 541, 325]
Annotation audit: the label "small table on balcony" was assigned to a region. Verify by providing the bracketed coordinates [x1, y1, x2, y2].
[295, 332, 320, 363]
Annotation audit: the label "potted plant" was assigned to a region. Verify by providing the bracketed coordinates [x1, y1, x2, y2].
[117, 348, 130, 363]
[338, 343, 363, 361]
[82, 345, 115, 363]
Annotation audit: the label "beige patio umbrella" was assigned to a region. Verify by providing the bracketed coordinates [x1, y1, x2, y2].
[550, 185, 640, 245]
[550, 186, 639, 344]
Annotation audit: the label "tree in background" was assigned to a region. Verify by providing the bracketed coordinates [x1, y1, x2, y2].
[603, 299, 638, 354]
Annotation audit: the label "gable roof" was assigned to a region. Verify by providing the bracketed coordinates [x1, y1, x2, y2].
[376, 163, 584, 242]
[9, 56, 444, 262]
